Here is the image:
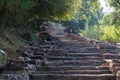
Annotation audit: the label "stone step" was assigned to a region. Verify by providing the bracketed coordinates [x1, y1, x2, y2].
[0, 67, 25, 71]
[0, 70, 25, 74]
[102, 49, 116, 53]
[25, 60, 36, 64]
[0, 72, 29, 80]
[47, 53, 101, 57]
[67, 50, 100, 53]
[47, 56, 102, 60]
[82, 47, 100, 52]
[36, 60, 102, 66]
[97, 43, 117, 49]
[30, 74, 115, 80]
[44, 50, 100, 54]
[103, 59, 120, 76]
[59, 47, 100, 52]
[36, 66, 110, 71]
[34, 52, 47, 56]
[78, 45, 93, 47]
[30, 70, 111, 74]
[39, 45, 52, 48]
[30, 55, 44, 59]
[103, 53, 120, 59]
[4, 60, 28, 70]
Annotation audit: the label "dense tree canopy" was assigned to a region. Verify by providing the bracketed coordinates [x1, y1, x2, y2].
[75, 0, 101, 27]
[31, 0, 81, 20]
[0, 0, 36, 28]
[108, 0, 120, 26]
[62, 0, 103, 33]
[0, 0, 82, 28]
[0, 0, 119, 29]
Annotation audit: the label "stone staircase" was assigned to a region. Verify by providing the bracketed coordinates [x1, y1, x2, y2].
[0, 33, 118, 80]
[29, 35, 115, 80]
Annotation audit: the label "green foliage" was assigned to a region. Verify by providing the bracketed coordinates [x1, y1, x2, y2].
[109, 0, 120, 10]
[0, 31, 28, 56]
[5, 33, 27, 48]
[0, 37, 16, 54]
[73, 0, 103, 28]
[29, 32, 40, 42]
[62, 19, 80, 33]
[100, 26, 120, 42]
[0, 0, 36, 28]
[0, 0, 82, 29]
[31, 0, 81, 20]
[0, 53, 6, 67]
[62, 0, 103, 33]
[79, 0, 120, 43]
[80, 26, 120, 42]
[108, 0, 120, 26]
[80, 26, 102, 40]
[100, 13, 114, 26]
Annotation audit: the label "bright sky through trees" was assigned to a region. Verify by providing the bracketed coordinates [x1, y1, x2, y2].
[99, 0, 114, 13]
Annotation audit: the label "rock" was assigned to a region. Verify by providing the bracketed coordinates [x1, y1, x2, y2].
[116, 71, 120, 80]
[27, 64, 36, 71]
[18, 56, 25, 62]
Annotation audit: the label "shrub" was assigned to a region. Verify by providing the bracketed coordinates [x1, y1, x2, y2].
[79, 26, 120, 42]
[79, 26, 102, 40]
[100, 26, 120, 42]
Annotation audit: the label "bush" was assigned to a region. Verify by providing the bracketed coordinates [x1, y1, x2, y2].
[79, 26, 120, 42]
[0, 0, 36, 28]
[79, 26, 102, 40]
[100, 26, 120, 42]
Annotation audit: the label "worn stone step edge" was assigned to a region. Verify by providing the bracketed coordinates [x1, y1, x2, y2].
[30, 70, 112, 74]
[36, 66, 110, 71]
